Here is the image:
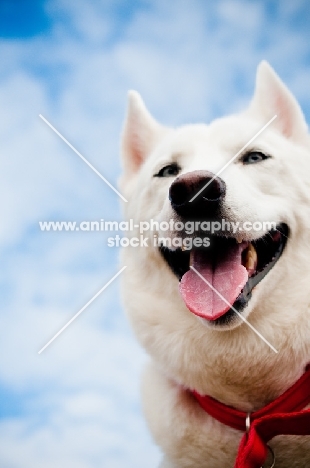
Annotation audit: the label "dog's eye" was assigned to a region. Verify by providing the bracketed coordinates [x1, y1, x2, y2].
[154, 163, 181, 177]
[241, 151, 270, 165]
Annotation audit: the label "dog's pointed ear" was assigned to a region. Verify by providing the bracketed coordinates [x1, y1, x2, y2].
[121, 91, 166, 176]
[249, 61, 308, 139]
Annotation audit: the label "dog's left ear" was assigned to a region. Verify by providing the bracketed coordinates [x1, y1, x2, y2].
[249, 61, 308, 139]
[121, 91, 167, 178]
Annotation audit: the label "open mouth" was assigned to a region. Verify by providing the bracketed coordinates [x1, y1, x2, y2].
[159, 223, 289, 325]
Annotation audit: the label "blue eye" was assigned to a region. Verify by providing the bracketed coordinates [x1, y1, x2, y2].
[242, 151, 270, 165]
[155, 163, 181, 177]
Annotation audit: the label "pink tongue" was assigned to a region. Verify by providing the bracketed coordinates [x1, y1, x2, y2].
[179, 244, 248, 321]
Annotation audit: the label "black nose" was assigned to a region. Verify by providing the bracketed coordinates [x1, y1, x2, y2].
[169, 170, 226, 219]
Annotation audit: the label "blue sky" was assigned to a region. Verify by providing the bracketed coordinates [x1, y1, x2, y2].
[1, 1, 310, 467]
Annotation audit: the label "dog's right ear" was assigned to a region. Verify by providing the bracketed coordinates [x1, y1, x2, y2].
[249, 61, 308, 139]
[121, 91, 166, 178]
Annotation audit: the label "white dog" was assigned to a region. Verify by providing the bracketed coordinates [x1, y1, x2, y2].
[119, 62, 310, 467]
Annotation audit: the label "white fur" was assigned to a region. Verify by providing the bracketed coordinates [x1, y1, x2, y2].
[119, 61, 310, 467]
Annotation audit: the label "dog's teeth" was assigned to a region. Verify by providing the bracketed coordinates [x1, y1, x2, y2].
[244, 244, 258, 274]
[189, 250, 194, 267]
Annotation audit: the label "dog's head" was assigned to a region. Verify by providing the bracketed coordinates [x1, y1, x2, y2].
[119, 62, 310, 386]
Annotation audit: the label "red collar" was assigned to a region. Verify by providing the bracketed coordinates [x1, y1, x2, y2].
[190, 365, 310, 468]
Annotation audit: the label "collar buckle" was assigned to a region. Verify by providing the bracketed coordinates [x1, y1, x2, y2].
[245, 412, 251, 434]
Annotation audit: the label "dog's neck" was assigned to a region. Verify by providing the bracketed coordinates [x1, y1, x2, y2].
[190, 363, 310, 428]
[190, 365, 310, 468]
